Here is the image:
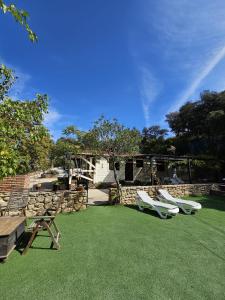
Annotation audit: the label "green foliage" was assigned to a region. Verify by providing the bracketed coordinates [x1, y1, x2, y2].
[165, 91, 225, 179]
[85, 116, 141, 157]
[51, 139, 80, 167]
[0, 0, 37, 41]
[0, 65, 51, 178]
[83, 116, 141, 202]
[141, 125, 169, 154]
[62, 125, 85, 138]
[52, 118, 141, 193]
[0, 64, 16, 100]
[0, 147, 18, 177]
[166, 90, 225, 160]
[50, 126, 86, 167]
[168, 159, 188, 169]
[191, 159, 222, 181]
[23, 134, 53, 172]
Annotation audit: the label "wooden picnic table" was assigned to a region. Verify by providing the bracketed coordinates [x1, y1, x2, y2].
[0, 217, 26, 259]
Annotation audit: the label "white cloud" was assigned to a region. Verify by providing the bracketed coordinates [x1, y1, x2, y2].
[168, 44, 225, 112]
[44, 108, 62, 127]
[44, 109, 80, 141]
[139, 66, 161, 127]
[9, 71, 32, 100]
[0, 57, 33, 100]
[44, 108, 63, 140]
[0, 56, 65, 140]
[146, 0, 225, 50]
[140, 0, 225, 114]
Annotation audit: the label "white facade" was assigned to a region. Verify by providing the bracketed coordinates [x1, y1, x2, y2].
[69, 154, 188, 186]
[93, 157, 124, 183]
[93, 157, 151, 184]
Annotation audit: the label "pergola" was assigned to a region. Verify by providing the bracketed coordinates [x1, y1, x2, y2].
[65, 152, 213, 187]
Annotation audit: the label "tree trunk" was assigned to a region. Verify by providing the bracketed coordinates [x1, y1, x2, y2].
[112, 156, 122, 204]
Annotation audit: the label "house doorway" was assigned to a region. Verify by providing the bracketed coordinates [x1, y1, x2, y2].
[125, 160, 133, 181]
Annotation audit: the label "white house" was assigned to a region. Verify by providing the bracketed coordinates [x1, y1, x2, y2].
[67, 153, 187, 186]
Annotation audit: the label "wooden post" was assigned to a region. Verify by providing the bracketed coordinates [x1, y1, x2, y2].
[188, 158, 192, 184]
[68, 168, 72, 190]
[150, 157, 154, 186]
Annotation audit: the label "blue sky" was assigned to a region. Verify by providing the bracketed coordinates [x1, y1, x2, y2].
[1, 0, 225, 140]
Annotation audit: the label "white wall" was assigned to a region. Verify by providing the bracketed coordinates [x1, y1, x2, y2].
[93, 157, 125, 183]
[93, 157, 154, 184]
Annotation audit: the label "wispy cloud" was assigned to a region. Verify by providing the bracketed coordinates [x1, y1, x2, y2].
[9, 71, 32, 100]
[168, 44, 225, 112]
[44, 108, 62, 127]
[139, 66, 161, 127]
[0, 56, 64, 139]
[135, 0, 225, 120]
[146, 0, 225, 53]
[44, 107, 81, 140]
[0, 56, 34, 100]
[44, 108, 63, 140]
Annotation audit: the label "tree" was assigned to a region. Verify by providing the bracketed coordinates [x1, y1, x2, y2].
[0, 65, 50, 178]
[51, 126, 86, 167]
[0, 64, 16, 100]
[141, 125, 169, 154]
[84, 116, 141, 203]
[0, 0, 37, 42]
[166, 90, 225, 159]
[166, 90, 225, 179]
[23, 134, 53, 172]
[0, 2, 52, 178]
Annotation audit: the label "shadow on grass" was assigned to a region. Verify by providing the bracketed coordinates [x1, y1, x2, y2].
[124, 204, 172, 219]
[193, 215, 225, 236]
[13, 232, 32, 255]
[15, 231, 57, 255]
[183, 228, 225, 262]
[87, 201, 110, 206]
[197, 240, 225, 262]
[195, 195, 225, 212]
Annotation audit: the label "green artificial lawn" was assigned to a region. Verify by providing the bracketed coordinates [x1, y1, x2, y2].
[0, 195, 225, 300]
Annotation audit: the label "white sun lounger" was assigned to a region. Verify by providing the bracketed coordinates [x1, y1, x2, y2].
[158, 189, 202, 214]
[136, 191, 179, 219]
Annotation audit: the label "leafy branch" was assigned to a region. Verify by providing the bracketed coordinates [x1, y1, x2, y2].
[0, 0, 37, 41]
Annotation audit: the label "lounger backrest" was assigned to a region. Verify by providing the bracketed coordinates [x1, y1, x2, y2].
[7, 188, 29, 210]
[137, 191, 154, 205]
[158, 189, 174, 201]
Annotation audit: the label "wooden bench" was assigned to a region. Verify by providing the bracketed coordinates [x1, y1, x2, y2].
[0, 217, 26, 259]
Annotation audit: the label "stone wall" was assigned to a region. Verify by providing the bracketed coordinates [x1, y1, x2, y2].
[0, 190, 87, 216]
[109, 183, 216, 205]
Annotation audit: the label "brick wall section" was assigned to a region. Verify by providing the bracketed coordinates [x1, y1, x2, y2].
[109, 183, 218, 205]
[0, 175, 30, 192]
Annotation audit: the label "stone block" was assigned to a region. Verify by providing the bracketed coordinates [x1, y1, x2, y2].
[35, 202, 44, 208]
[45, 196, 52, 203]
[28, 198, 36, 205]
[37, 195, 45, 203]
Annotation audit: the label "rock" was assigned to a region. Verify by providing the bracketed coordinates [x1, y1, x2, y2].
[37, 195, 45, 203]
[45, 196, 52, 203]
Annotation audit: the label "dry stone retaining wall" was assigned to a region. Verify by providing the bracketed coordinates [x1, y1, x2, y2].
[109, 183, 216, 205]
[0, 191, 87, 216]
